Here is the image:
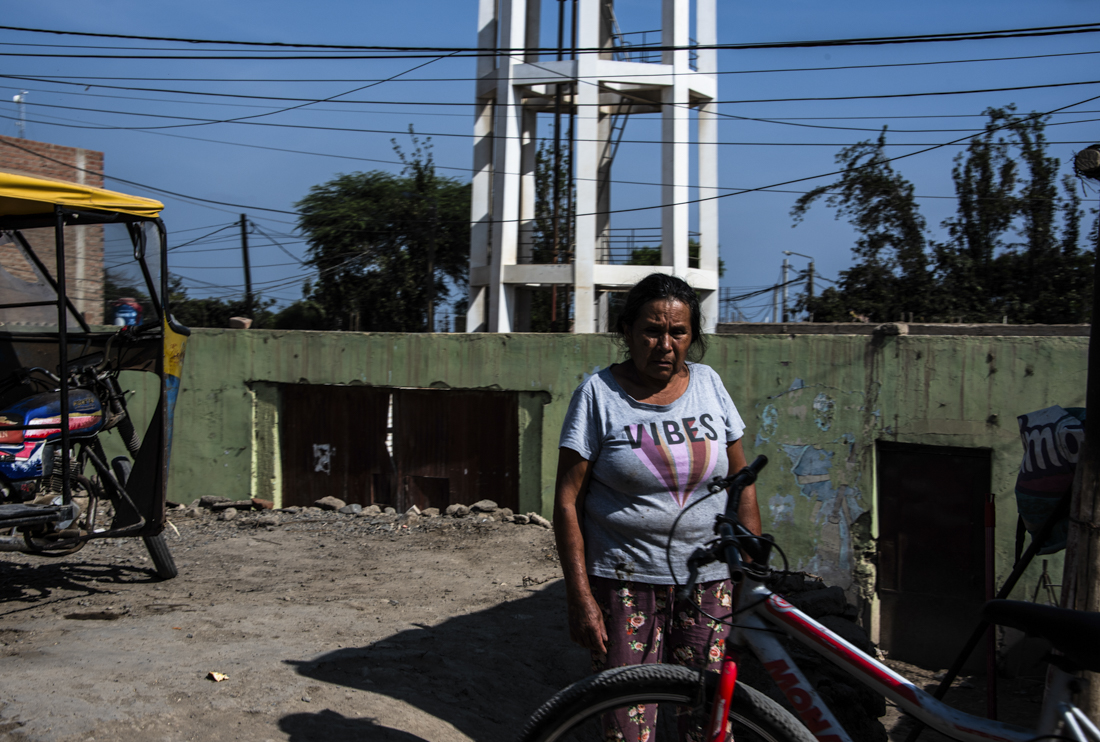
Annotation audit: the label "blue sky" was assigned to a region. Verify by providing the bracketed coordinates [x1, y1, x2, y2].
[0, 1, 1098, 323]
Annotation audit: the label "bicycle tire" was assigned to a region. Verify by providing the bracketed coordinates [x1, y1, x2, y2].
[518, 663, 816, 742]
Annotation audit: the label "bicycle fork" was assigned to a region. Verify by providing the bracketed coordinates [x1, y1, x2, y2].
[704, 655, 739, 742]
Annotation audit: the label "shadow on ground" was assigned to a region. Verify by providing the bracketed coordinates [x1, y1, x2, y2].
[0, 559, 158, 616]
[284, 581, 589, 742]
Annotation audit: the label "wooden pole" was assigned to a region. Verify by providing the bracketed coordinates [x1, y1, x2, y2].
[1059, 195, 1100, 718]
[240, 214, 253, 318]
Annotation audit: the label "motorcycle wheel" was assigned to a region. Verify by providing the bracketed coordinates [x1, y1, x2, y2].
[112, 456, 179, 580]
[143, 533, 178, 580]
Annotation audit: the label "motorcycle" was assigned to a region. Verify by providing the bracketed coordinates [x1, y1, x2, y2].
[0, 172, 187, 578]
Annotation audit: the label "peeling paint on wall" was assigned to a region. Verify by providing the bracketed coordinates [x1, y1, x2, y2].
[755, 404, 779, 447]
[776, 443, 865, 588]
[813, 392, 836, 431]
[768, 493, 795, 524]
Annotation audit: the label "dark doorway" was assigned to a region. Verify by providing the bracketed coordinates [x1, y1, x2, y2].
[392, 389, 518, 513]
[876, 441, 991, 671]
[280, 385, 393, 508]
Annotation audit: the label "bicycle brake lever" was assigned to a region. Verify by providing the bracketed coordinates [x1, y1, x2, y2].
[677, 548, 715, 602]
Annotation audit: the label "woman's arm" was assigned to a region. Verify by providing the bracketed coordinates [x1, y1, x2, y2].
[727, 438, 762, 536]
[553, 446, 607, 653]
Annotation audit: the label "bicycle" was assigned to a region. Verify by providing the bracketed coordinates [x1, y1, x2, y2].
[518, 456, 1100, 742]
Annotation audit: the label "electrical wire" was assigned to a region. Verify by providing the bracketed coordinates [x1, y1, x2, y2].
[10, 80, 1100, 136]
[3, 108, 1073, 206]
[6, 47, 1100, 94]
[167, 223, 237, 251]
[3, 21, 1100, 53]
[248, 221, 305, 265]
[9, 101, 1100, 146]
[4, 47, 1096, 236]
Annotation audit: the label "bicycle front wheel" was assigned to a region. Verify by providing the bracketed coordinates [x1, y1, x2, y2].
[518, 664, 816, 742]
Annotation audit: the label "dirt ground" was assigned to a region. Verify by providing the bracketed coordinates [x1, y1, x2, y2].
[0, 506, 1043, 742]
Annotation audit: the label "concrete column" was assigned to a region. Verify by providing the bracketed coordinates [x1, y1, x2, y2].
[699, 98, 719, 331]
[467, 95, 493, 332]
[573, 0, 602, 332]
[661, 82, 690, 273]
[697, 0, 720, 327]
[696, 0, 717, 74]
[488, 0, 528, 333]
[519, 107, 538, 265]
[467, 0, 498, 332]
[661, 0, 690, 273]
[525, 0, 542, 62]
[476, 0, 497, 78]
[596, 290, 610, 332]
[596, 105, 612, 265]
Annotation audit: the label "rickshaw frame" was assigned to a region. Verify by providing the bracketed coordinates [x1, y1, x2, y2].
[0, 172, 188, 562]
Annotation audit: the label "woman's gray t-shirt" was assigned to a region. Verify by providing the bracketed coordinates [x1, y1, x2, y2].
[559, 363, 745, 584]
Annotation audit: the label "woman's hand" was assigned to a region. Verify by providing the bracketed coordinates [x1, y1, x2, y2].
[553, 447, 607, 653]
[566, 588, 608, 654]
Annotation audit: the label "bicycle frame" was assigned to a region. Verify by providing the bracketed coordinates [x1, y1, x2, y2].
[706, 578, 1079, 742]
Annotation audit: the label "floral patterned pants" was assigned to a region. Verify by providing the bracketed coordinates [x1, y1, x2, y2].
[588, 575, 734, 742]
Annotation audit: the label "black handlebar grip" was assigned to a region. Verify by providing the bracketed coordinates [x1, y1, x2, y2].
[747, 455, 768, 475]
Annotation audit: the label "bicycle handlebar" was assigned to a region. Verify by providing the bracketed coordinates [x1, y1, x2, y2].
[677, 456, 770, 601]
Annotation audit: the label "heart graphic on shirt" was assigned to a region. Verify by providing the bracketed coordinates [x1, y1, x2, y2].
[628, 423, 719, 507]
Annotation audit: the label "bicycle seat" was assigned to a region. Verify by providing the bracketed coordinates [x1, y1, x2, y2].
[983, 599, 1100, 673]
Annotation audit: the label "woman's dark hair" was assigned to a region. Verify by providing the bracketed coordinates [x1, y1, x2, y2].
[615, 273, 707, 361]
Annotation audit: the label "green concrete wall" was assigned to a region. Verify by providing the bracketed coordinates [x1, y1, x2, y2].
[160, 328, 1087, 606]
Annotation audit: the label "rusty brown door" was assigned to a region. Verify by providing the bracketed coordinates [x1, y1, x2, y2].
[392, 389, 518, 513]
[876, 441, 990, 671]
[280, 385, 392, 508]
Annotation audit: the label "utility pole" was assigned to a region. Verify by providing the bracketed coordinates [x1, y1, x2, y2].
[781, 258, 789, 323]
[426, 198, 437, 332]
[240, 214, 253, 317]
[784, 250, 816, 319]
[1063, 146, 1100, 717]
[12, 92, 27, 139]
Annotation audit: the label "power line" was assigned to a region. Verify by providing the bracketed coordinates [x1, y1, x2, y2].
[9, 79, 1100, 135]
[10, 106, 1088, 204]
[168, 223, 237, 251]
[248, 220, 304, 265]
[2, 21, 1100, 53]
[5, 68, 1097, 231]
[11, 90, 1100, 143]
[5, 47, 1100, 96]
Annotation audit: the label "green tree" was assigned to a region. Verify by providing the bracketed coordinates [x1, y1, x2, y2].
[272, 299, 327, 330]
[792, 110, 1093, 324]
[934, 107, 1019, 321]
[937, 108, 1090, 323]
[296, 133, 470, 332]
[791, 130, 933, 322]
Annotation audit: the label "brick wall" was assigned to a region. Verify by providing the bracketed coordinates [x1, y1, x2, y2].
[0, 135, 105, 324]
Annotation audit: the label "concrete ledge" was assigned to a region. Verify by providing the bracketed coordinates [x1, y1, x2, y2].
[714, 322, 1090, 337]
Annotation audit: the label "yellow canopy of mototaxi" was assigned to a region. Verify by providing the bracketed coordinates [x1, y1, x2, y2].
[0, 171, 163, 220]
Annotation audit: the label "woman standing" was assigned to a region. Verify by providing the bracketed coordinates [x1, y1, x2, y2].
[554, 273, 761, 687]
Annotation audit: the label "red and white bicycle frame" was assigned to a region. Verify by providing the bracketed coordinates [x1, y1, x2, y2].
[703, 580, 1084, 742]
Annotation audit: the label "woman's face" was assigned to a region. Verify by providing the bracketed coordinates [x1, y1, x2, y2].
[623, 298, 693, 386]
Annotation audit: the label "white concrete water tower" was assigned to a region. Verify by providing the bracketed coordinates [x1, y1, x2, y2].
[466, 0, 720, 333]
